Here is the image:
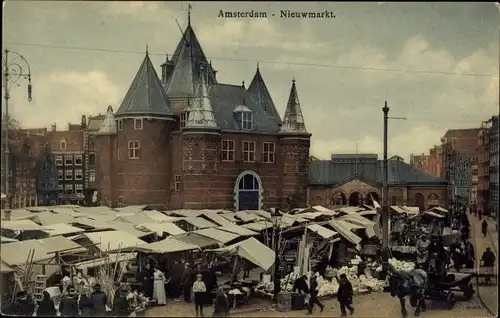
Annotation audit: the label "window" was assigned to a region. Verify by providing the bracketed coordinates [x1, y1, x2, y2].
[128, 140, 140, 159]
[55, 155, 63, 166]
[75, 154, 83, 165]
[243, 141, 256, 162]
[59, 139, 67, 150]
[134, 118, 143, 130]
[75, 169, 83, 180]
[89, 153, 96, 165]
[58, 184, 64, 191]
[118, 196, 124, 204]
[117, 120, 123, 131]
[174, 175, 182, 191]
[65, 169, 73, 180]
[75, 184, 83, 194]
[65, 184, 73, 194]
[221, 140, 235, 162]
[48, 178, 55, 188]
[263, 142, 275, 163]
[89, 171, 96, 183]
[241, 112, 253, 130]
[65, 155, 73, 166]
[180, 112, 189, 128]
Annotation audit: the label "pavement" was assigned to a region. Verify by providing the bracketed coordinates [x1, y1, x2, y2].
[468, 213, 498, 317]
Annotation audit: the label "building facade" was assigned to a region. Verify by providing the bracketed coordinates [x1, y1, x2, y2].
[37, 144, 59, 205]
[94, 18, 311, 210]
[309, 154, 448, 211]
[410, 145, 443, 177]
[476, 121, 491, 214]
[489, 115, 499, 221]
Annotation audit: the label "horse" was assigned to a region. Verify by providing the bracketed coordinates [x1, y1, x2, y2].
[388, 265, 428, 317]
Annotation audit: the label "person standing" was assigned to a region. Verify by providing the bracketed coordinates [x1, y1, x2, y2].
[78, 292, 93, 317]
[37, 291, 56, 317]
[307, 271, 324, 315]
[481, 247, 496, 284]
[337, 274, 354, 316]
[139, 263, 154, 299]
[89, 283, 107, 316]
[59, 287, 79, 317]
[212, 286, 230, 317]
[182, 263, 193, 303]
[193, 273, 207, 317]
[153, 266, 167, 306]
[482, 219, 488, 238]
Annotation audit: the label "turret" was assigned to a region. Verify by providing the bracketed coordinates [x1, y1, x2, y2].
[112, 49, 176, 208]
[160, 54, 175, 88]
[278, 79, 311, 209]
[94, 105, 117, 207]
[181, 64, 220, 209]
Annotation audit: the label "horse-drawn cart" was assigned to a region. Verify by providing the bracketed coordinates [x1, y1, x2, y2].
[426, 272, 475, 309]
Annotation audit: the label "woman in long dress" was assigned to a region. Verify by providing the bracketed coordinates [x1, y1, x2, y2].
[153, 266, 167, 306]
[212, 286, 229, 317]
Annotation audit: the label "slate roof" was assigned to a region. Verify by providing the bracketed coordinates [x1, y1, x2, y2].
[209, 84, 280, 133]
[166, 24, 216, 97]
[98, 106, 117, 135]
[115, 52, 173, 118]
[309, 155, 448, 186]
[184, 67, 219, 130]
[247, 66, 282, 125]
[280, 79, 308, 134]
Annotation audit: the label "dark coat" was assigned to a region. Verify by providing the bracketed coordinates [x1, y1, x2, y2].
[59, 295, 79, 317]
[337, 281, 353, 302]
[37, 298, 56, 317]
[78, 294, 93, 317]
[4, 299, 36, 317]
[292, 277, 309, 294]
[309, 277, 319, 297]
[213, 294, 230, 317]
[89, 290, 107, 315]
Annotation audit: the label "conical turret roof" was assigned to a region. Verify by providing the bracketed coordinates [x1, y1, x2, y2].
[98, 105, 117, 135]
[115, 52, 173, 118]
[280, 79, 308, 134]
[184, 66, 219, 131]
[166, 24, 217, 97]
[247, 65, 282, 125]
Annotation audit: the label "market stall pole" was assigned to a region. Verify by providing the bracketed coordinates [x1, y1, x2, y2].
[270, 208, 282, 301]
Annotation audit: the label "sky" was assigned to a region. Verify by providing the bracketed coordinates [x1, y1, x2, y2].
[2, 1, 499, 161]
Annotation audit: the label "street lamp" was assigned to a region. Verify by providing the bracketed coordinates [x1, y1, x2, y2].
[270, 207, 282, 301]
[2, 49, 33, 210]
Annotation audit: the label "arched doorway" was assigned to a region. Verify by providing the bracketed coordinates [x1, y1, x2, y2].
[330, 191, 347, 206]
[365, 192, 380, 206]
[348, 192, 363, 206]
[234, 171, 262, 211]
[414, 193, 425, 212]
[428, 193, 439, 209]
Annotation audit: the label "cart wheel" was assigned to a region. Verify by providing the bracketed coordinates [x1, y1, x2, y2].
[446, 292, 455, 310]
[462, 282, 474, 300]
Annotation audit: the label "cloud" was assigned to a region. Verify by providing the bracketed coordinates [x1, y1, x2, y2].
[5, 71, 120, 129]
[99, 1, 172, 24]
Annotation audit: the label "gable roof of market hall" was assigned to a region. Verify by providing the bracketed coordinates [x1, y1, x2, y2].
[309, 154, 448, 186]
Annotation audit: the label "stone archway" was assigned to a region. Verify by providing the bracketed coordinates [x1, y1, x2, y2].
[428, 193, 439, 209]
[233, 170, 263, 211]
[414, 193, 425, 212]
[348, 192, 363, 206]
[365, 192, 380, 206]
[330, 191, 347, 206]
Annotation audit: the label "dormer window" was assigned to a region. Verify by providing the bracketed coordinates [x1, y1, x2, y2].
[59, 139, 67, 150]
[233, 105, 253, 130]
[180, 111, 189, 129]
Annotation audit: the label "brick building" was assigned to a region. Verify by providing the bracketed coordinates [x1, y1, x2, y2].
[410, 145, 443, 177]
[94, 19, 311, 210]
[476, 121, 491, 214]
[308, 154, 448, 211]
[488, 115, 499, 221]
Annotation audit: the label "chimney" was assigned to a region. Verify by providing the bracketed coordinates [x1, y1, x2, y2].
[81, 115, 87, 129]
[51, 123, 57, 132]
[161, 54, 175, 87]
[3, 210, 11, 221]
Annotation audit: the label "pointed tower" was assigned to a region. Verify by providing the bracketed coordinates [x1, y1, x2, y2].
[180, 66, 221, 209]
[165, 6, 217, 115]
[247, 64, 282, 126]
[278, 79, 311, 209]
[94, 106, 117, 207]
[113, 51, 176, 208]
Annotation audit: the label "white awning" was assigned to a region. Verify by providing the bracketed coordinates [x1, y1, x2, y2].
[430, 207, 448, 214]
[206, 237, 275, 271]
[193, 228, 240, 245]
[424, 211, 445, 218]
[202, 213, 235, 227]
[328, 220, 362, 247]
[180, 217, 218, 229]
[306, 224, 337, 239]
[135, 223, 185, 236]
[130, 238, 200, 254]
[234, 211, 263, 223]
[41, 223, 85, 236]
[83, 231, 146, 253]
[1, 220, 53, 231]
[216, 225, 257, 237]
[74, 253, 137, 270]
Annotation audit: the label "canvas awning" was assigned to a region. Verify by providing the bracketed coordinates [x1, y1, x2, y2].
[169, 210, 204, 218]
[340, 215, 377, 237]
[298, 212, 325, 220]
[242, 221, 274, 231]
[180, 217, 218, 229]
[135, 223, 185, 236]
[430, 207, 448, 214]
[130, 238, 200, 254]
[1, 220, 53, 231]
[37, 236, 87, 254]
[424, 211, 445, 218]
[142, 210, 182, 223]
[327, 220, 362, 247]
[201, 213, 235, 227]
[244, 210, 272, 220]
[1, 261, 14, 273]
[390, 206, 407, 214]
[402, 206, 420, 215]
[30, 211, 78, 225]
[206, 237, 275, 271]
[74, 253, 137, 270]
[217, 225, 257, 237]
[1, 240, 53, 266]
[234, 211, 263, 223]
[306, 224, 337, 239]
[171, 232, 219, 248]
[41, 223, 85, 236]
[219, 213, 238, 223]
[114, 213, 156, 226]
[83, 231, 147, 253]
[339, 207, 364, 214]
[0, 236, 18, 243]
[193, 228, 240, 245]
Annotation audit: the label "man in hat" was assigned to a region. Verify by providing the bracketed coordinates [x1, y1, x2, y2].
[3, 291, 35, 316]
[90, 283, 108, 316]
[60, 286, 79, 317]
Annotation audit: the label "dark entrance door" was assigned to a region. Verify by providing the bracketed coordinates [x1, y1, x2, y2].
[237, 174, 260, 210]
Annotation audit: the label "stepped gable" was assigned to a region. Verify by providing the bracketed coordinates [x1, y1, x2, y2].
[166, 23, 216, 97]
[247, 64, 282, 125]
[115, 51, 173, 118]
[280, 79, 308, 134]
[97, 106, 117, 135]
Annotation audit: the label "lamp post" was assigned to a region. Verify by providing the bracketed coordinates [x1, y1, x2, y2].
[380, 101, 406, 277]
[270, 207, 282, 301]
[2, 49, 33, 210]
